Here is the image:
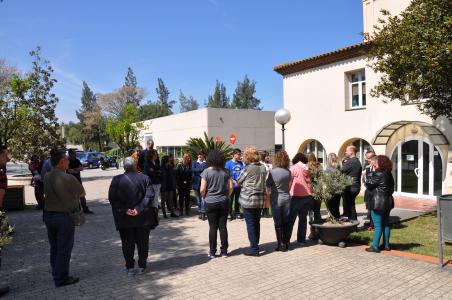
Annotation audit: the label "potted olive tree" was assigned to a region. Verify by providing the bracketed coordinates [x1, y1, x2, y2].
[311, 170, 359, 247]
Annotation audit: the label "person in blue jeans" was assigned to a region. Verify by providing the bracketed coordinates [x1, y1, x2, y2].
[225, 148, 244, 220]
[237, 147, 267, 256]
[192, 150, 207, 220]
[43, 150, 85, 287]
[365, 155, 395, 253]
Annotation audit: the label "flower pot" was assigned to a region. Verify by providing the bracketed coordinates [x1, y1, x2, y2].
[312, 220, 360, 246]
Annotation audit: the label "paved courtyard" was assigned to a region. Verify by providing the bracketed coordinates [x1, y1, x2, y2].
[1, 168, 452, 299]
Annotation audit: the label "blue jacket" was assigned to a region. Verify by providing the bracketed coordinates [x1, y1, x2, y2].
[192, 160, 207, 190]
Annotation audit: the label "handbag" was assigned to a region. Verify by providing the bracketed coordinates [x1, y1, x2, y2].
[69, 201, 86, 226]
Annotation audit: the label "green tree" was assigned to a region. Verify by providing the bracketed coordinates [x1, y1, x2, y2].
[206, 80, 229, 108]
[76, 81, 96, 123]
[124, 67, 141, 106]
[179, 90, 199, 112]
[106, 103, 143, 154]
[366, 0, 452, 119]
[64, 122, 84, 145]
[231, 75, 261, 110]
[156, 77, 175, 111]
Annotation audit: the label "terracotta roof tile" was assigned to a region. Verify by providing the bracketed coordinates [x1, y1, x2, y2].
[273, 42, 371, 76]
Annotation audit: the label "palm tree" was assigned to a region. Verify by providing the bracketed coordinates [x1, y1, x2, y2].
[185, 132, 233, 160]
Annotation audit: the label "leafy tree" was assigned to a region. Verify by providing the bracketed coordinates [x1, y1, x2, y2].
[206, 80, 229, 108]
[76, 81, 96, 124]
[185, 132, 233, 161]
[1, 48, 64, 160]
[155, 77, 175, 111]
[366, 0, 452, 119]
[98, 85, 144, 118]
[179, 90, 199, 112]
[106, 103, 143, 154]
[231, 75, 261, 110]
[124, 67, 141, 106]
[137, 102, 172, 121]
[64, 122, 84, 145]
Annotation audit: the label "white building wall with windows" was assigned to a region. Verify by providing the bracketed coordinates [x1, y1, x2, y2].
[138, 108, 276, 158]
[276, 0, 452, 198]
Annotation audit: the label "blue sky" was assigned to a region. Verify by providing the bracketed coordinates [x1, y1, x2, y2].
[0, 0, 363, 122]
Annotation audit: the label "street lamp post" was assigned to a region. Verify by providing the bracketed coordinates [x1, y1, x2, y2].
[275, 108, 291, 152]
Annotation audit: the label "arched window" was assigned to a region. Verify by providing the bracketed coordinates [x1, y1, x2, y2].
[339, 138, 374, 165]
[299, 139, 326, 166]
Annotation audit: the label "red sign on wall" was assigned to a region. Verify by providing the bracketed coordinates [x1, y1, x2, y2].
[229, 134, 236, 144]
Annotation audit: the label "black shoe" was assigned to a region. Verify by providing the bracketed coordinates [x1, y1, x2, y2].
[378, 245, 391, 251]
[170, 213, 179, 218]
[228, 215, 234, 221]
[365, 247, 380, 253]
[244, 251, 260, 257]
[56, 276, 79, 287]
[284, 243, 291, 251]
[163, 213, 168, 219]
[0, 285, 9, 296]
[198, 214, 202, 220]
[83, 209, 94, 214]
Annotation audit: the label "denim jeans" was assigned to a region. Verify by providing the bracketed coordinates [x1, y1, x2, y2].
[271, 199, 291, 243]
[118, 227, 151, 269]
[43, 212, 75, 286]
[194, 189, 205, 213]
[205, 201, 229, 254]
[289, 196, 313, 243]
[371, 209, 391, 249]
[242, 208, 262, 253]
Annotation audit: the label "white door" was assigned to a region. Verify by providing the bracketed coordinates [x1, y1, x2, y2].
[391, 139, 443, 198]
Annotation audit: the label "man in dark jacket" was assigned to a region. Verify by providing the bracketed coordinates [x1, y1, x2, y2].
[108, 157, 156, 274]
[362, 150, 376, 226]
[341, 145, 362, 220]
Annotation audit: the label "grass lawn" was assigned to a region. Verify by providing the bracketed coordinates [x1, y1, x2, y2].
[320, 195, 364, 209]
[347, 213, 452, 259]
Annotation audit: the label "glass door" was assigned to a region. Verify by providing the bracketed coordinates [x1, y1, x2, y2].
[393, 139, 443, 198]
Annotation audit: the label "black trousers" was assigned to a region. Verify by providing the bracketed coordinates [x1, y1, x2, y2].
[34, 183, 45, 208]
[205, 201, 229, 254]
[342, 187, 359, 220]
[326, 194, 341, 219]
[118, 227, 151, 269]
[229, 188, 241, 216]
[178, 188, 191, 213]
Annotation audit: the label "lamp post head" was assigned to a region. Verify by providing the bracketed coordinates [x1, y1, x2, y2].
[275, 108, 291, 125]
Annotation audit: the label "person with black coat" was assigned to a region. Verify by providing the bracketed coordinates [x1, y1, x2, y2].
[365, 155, 395, 253]
[176, 154, 192, 216]
[108, 157, 157, 274]
[161, 155, 178, 218]
[341, 145, 362, 220]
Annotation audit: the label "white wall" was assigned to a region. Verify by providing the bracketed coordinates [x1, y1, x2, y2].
[363, 0, 412, 37]
[138, 108, 276, 152]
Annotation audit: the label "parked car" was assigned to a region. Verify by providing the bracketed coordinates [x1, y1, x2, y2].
[76, 151, 101, 169]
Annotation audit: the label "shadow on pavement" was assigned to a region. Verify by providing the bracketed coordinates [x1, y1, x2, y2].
[1, 200, 210, 299]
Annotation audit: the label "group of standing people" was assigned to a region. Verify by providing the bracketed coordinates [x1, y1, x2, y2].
[202, 144, 395, 258]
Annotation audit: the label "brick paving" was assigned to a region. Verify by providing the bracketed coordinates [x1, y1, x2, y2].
[1, 169, 451, 299]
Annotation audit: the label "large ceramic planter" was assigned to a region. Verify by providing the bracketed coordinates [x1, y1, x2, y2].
[312, 220, 360, 247]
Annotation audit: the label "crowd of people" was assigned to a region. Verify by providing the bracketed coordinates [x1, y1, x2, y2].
[0, 140, 396, 292]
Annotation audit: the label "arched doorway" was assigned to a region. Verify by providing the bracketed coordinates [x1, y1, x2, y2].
[298, 139, 326, 166]
[391, 138, 444, 198]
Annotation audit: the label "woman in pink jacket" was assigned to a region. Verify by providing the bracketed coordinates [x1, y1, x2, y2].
[288, 153, 313, 246]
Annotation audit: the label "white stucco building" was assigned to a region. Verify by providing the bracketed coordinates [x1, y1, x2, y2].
[138, 108, 279, 158]
[273, 0, 451, 199]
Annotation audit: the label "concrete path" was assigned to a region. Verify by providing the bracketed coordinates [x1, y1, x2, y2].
[1, 168, 451, 299]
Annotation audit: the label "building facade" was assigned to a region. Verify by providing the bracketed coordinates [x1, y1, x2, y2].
[138, 108, 277, 158]
[273, 0, 451, 199]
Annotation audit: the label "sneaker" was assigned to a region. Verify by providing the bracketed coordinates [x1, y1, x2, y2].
[244, 250, 259, 257]
[365, 246, 380, 253]
[220, 251, 228, 258]
[123, 268, 135, 276]
[208, 252, 216, 258]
